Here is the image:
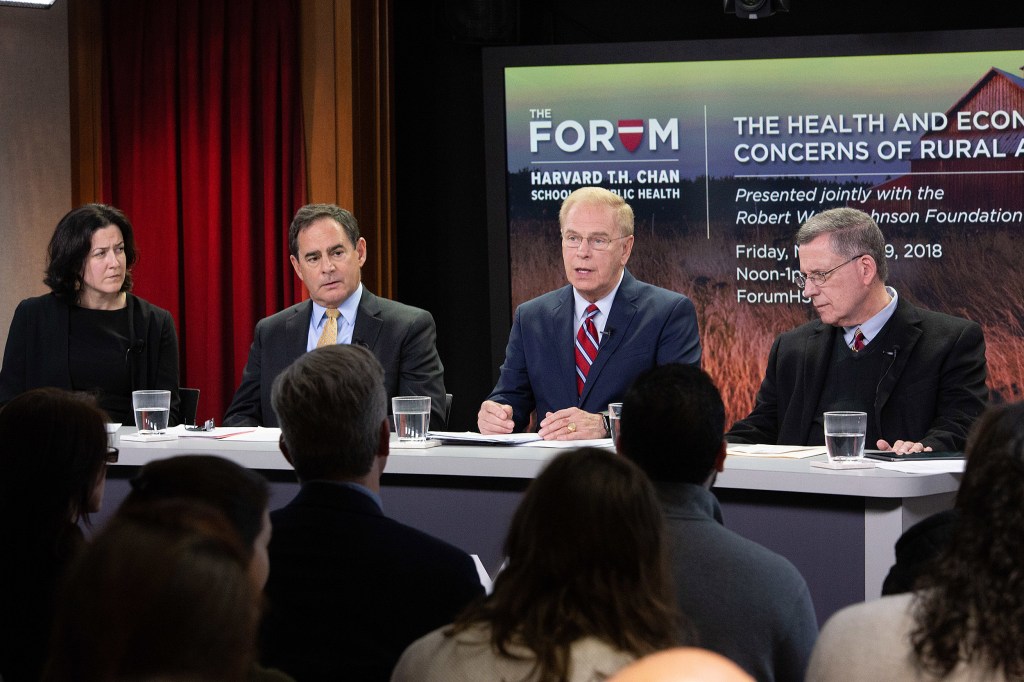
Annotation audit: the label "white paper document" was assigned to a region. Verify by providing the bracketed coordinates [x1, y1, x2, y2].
[169, 424, 258, 439]
[874, 460, 966, 475]
[221, 427, 282, 442]
[527, 437, 615, 449]
[726, 444, 827, 459]
[428, 431, 543, 445]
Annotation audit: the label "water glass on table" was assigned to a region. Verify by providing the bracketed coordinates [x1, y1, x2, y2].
[133, 390, 171, 435]
[392, 396, 431, 442]
[824, 411, 867, 462]
[608, 402, 623, 444]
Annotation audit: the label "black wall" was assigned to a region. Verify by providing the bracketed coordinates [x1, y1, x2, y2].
[393, 1, 1022, 430]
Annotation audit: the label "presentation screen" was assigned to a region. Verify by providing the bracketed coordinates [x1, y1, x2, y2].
[483, 29, 1024, 427]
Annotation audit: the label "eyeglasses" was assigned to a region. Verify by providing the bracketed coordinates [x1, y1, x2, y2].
[105, 447, 119, 464]
[561, 233, 629, 251]
[793, 254, 866, 289]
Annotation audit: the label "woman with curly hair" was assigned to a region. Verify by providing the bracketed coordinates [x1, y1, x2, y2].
[807, 401, 1024, 681]
[392, 447, 685, 682]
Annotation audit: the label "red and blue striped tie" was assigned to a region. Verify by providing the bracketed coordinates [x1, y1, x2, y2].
[575, 304, 600, 395]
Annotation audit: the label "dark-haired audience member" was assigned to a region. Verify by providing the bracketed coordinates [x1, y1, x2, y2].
[807, 402, 1024, 681]
[0, 203, 180, 423]
[880, 507, 960, 596]
[121, 454, 273, 590]
[262, 344, 482, 681]
[392, 447, 683, 681]
[0, 388, 114, 681]
[44, 500, 270, 682]
[618, 364, 817, 682]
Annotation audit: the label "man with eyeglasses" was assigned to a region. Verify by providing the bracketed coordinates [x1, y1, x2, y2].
[727, 207, 987, 454]
[478, 186, 701, 440]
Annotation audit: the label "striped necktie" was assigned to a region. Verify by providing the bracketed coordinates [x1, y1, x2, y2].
[575, 304, 600, 395]
[317, 308, 340, 348]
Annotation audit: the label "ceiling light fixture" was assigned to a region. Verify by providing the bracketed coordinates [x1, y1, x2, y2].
[0, 0, 58, 7]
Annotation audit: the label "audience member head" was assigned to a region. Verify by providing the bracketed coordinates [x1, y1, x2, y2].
[44, 500, 260, 682]
[287, 202, 360, 259]
[0, 388, 112, 545]
[122, 455, 272, 588]
[271, 344, 388, 483]
[609, 647, 755, 682]
[44, 203, 137, 303]
[559, 186, 635, 238]
[453, 447, 681, 679]
[795, 206, 888, 282]
[618, 364, 726, 485]
[911, 402, 1024, 677]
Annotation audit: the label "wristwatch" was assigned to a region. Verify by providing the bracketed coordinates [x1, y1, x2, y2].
[601, 412, 611, 436]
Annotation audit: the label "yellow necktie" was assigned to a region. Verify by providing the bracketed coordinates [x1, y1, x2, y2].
[317, 308, 340, 348]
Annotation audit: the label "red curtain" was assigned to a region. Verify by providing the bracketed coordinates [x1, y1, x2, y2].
[100, 0, 306, 422]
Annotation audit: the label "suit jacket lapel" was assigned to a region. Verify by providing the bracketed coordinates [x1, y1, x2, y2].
[798, 322, 835, 444]
[548, 287, 579, 408]
[286, 300, 314, 358]
[874, 298, 922, 419]
[352, 288, 383, 349]
[579, 270, 636, 405]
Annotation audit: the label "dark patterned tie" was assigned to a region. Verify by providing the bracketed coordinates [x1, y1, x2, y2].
[575, 304, 600, 395]
[852, 328, 866, 352]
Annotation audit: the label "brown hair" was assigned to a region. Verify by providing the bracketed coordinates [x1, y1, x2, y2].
[450, 447, 682, 681]
[44, 203, 138, 303]
[44, 500, 260, 682]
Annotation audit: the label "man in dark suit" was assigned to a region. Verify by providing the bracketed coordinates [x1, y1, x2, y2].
[477, 186, 701, 440]
[260, 344, 484, 681]
[727, 207, 987, 454]
[223, 203, 446, 429]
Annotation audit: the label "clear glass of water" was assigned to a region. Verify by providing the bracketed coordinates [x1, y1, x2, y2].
[824, 411, 867, 462]
[392, 396, 431, 442]
[608, 402, 623, 445]
[132, 390, 171, 435]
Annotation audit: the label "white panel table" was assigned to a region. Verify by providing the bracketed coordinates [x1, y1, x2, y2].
[109, 429, 960, 624]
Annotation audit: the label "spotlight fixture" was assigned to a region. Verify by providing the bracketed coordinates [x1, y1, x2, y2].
[0, 0, 57, 6]
[723, 0, 790, 19]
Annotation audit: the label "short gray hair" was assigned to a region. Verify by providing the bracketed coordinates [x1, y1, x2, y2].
[288, 204, 360, 258]
[796, 207, 888, 282]
[270, 345, 387, 481]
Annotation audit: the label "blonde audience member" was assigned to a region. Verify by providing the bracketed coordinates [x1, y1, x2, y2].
[609, 648, 754, 682]
[392, 447, 684, 682]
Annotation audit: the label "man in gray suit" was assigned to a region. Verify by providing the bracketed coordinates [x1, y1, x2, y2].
[224, 204, 446, 428]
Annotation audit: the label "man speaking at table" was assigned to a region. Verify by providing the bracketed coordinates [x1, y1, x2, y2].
[224, 203, 446, 429]
[478, 186, 702, 440]
[727, 207, 988, 454]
